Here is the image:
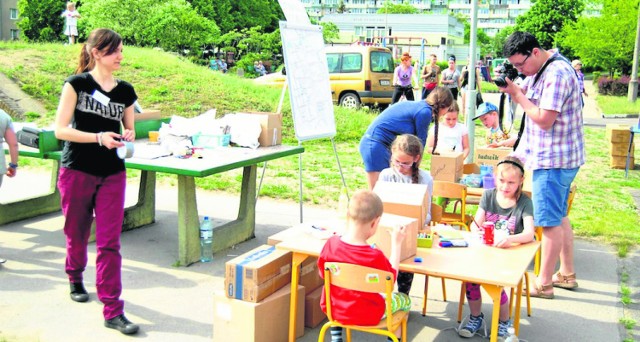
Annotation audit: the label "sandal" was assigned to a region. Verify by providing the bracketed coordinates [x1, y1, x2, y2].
[552, 271, 579, 289]
[528, 282, 554, 299]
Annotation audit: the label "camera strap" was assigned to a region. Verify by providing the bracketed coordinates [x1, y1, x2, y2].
[512, 55, 569, 150]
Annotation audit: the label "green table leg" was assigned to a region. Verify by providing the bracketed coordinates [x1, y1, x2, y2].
[122, 170, 156, 231]
[0, 160, 61, 225]
[211, 165, 257, 253]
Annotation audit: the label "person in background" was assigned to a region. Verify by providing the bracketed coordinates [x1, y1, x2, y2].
[440, 55, 460, 100]
[501, 31, 584, 299]
[420, 54, 440, 100]
[460, 61, 482, 118]
[61, 2, 81, 45]
[0, 109, 18, 188]
[473, 102, 517, 148]
[378, 134, 433, 297]
[460, 156, 534, 339]
[391, 52, 416, 104]
[318, 190, 409, 342]
[572, 59, 587, 104]
[0, 109, 18, 265]
[426, 101, 470, 159]
[54, 28, 139, 335]
[359, 87, 454, 189]
[217, 58, 228, 73]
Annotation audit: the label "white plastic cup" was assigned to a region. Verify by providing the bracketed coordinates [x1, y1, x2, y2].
[116, 141, 135, 159]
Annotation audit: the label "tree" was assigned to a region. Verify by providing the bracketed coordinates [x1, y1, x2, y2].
[376, 0, 418, 14]
[461, 18, 492, 58]
[17, 0, 67, 42]
[81, 0, 218, 55]
[490, 26, 516, 58]
[515, 0, 584, 49]
[337, 0, 347, 14]
[557, 0, 639, 76]
[320, 22, 340, 44]
[190, 0, 282, 34]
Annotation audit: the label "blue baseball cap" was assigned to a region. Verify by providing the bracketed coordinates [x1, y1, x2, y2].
[474, 102, 498, 120]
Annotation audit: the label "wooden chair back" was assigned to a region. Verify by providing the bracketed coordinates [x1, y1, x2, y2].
[433, 181, 467, 200]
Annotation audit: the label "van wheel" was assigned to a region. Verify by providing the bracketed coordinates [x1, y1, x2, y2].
[339, 93, 361, 108]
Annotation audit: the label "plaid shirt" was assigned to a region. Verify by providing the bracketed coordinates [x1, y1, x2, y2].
[519, 52, 585, 170]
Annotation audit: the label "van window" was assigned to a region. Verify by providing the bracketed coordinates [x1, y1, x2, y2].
[327, 53, 341, 73]
[340, 53, 362, 73]
[371, 51, 394, 73]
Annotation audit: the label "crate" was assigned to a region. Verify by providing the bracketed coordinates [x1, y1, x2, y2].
[192, 133, 230, 148]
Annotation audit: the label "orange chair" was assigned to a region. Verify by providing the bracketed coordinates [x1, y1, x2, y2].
[318, 262, 408, 342]
[433, 181, 472, 231]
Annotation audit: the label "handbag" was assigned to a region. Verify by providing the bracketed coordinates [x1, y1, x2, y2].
[476, 92, 484, 107]
[16, 126, 41, 148]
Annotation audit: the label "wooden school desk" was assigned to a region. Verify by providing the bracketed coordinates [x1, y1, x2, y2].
[277, 227, 539, 342]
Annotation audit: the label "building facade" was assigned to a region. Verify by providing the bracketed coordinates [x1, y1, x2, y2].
[302, 0, 534, 37]
[322, 13, 479, 66]
[0, 0, 19, 41]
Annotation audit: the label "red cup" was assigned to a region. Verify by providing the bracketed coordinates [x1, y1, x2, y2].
[482, 222, 495, 245]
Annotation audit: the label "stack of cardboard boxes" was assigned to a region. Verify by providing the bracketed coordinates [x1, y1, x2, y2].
[213, 245, 304, 341]
[606, 124, 633, 169]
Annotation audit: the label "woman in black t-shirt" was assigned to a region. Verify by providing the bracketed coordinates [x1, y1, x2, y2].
[54, 28, 139, 335]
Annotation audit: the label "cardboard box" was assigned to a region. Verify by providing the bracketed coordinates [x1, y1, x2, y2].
[299, 257, 323, 292]
[430, 152, 464, 182]
[609, 142, 634, 157]
[610, 155, 634, 169]
[474, 147, 512, 168]
[305, 286, 327, 328]
[135, 109, 161, 121]
[373, 181, 430, 229]
[606, 124, 631, 143]
[225, 245, 292, 302]
[235, 112, 282, 146]
[367, 213, 418, 261]
[213, 285, 305, 342]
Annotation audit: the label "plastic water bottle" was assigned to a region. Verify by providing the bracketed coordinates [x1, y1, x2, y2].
[505, 327, 519, 342]
[200, 216, 213, 262]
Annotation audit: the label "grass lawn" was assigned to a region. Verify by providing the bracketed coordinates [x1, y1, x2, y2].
[1, 41, 639, 255]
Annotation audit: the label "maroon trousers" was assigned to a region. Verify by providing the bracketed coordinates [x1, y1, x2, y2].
[58, 167, 126, 320]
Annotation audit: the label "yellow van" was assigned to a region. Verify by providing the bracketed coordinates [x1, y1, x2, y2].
[255, 45, 395, 108]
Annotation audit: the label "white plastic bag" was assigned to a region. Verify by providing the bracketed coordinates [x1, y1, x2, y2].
[221, 114, 261, 149]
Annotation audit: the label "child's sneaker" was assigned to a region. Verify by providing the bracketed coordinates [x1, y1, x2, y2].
[458, 312, 485, 338]
[497, 319, 511, 341]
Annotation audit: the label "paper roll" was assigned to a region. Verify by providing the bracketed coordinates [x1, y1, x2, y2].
[117, 142, 135, 159]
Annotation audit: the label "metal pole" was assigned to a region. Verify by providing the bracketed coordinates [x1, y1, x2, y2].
[628, 3, 640, 102]
[465, 0, 479, 164]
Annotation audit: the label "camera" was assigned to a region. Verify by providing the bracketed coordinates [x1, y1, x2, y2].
[493, 63, 521, 88]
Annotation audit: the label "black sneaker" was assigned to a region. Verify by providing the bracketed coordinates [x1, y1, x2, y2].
[69, 282, 89, 302]
[105, 314, 139, 335]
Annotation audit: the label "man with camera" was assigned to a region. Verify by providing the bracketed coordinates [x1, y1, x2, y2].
[499, 32, 585, 299]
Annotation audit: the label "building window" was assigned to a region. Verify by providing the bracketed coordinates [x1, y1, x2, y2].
[10, 8, 18, 20]
[11, 29, 19, 40]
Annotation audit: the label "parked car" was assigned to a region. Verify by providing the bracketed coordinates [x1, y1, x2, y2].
[255, 45, 395, 108]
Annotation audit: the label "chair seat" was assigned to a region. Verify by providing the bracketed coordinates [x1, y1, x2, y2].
[354, 310, 409, 330]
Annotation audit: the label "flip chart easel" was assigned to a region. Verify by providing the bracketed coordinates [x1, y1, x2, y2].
[279, 20, 348, 222]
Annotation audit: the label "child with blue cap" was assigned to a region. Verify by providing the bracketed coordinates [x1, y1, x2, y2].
[473, 102, 517, 148]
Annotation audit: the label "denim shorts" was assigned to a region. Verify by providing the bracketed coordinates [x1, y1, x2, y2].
[532, 168, 579, 227]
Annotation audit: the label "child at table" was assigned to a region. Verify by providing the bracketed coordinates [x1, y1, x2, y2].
[426, 101, 470, 159]
[379, 133, 433, 296]
[318, 190, 410, 342]
[459, 156, 534, 339]
[472, 102, 517, 148]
